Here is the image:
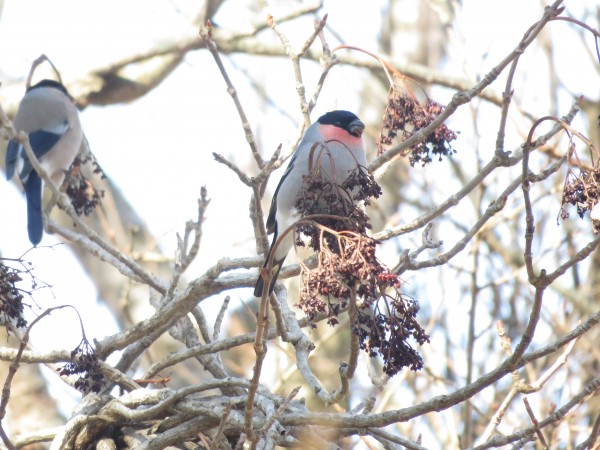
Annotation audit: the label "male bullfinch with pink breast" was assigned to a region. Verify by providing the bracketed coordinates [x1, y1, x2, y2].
[254, 110, 368, 296]
[5, 79, 83, 245]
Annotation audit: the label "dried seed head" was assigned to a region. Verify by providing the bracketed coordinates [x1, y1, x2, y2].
[0, 264, 27, 328]
[378, 90, 458, 167]
[63, 155, 105, 217]
[57, 339, 104, 393]
[294, 157, 428, 375]
[561, 167, 600, 233]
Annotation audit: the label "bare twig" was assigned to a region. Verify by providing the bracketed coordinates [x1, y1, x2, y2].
[575, 413, 600, 450]
[269, 14, 328, 125]
[522, 397, 548, 449]
[396, 154, 566, 273]
[266, 311, 600, 428]
[213, 152, 253, 186]
[209, 403, 232, 450]
[213, 296, 230, 341]
[480, 322, 581, 443]
[258, 386, 300, 439]
[180, 186, 210, 273]
[328, 287, 360, 403]
[26, 54, 63, 88]
[200, 22, 262, 166]
[471, 374, 600, 450]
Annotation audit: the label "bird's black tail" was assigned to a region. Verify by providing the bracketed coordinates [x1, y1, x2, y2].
[24, 172, 43, 245]
[254, 255, 286, 297]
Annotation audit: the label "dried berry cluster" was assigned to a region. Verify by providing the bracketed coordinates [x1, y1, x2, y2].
[64, 155, 105, 216]
[58, 339, 104, 393]
[560, 168, 600, 232]
[0, 264, 27, 328]
[294, 161, 429, 375]
[295, 165, 381, 254]
[378, 90, 458, 167]
[355, 294, 429, 374]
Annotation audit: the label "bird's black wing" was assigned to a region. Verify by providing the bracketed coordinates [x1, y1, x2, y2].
[5, 141, 20, 180]
[15, 130, 63, 181]
[265, 151, 298, 234]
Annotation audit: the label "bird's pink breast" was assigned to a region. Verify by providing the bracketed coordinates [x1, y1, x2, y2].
[319, 124, 362, 146]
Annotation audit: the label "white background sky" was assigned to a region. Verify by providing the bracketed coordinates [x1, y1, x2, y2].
[0, 0, 598, 443]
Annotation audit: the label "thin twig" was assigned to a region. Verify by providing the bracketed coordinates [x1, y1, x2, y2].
[494, 44, 521, 157]
[213, 152, 253, 186]
[329, 287, 360, 403]
[25, 54, 63, 88]
[269, 14, 328, 125]
[471, 374, 600, 450]
[396, 154, 566, 273]
[200, 22, 262, 166]
[245, 279, 272, 442]
[307, 16, 337, 113]
[258, 386, 300, 438]
[209, 403, 232, 450]
[213, 296, 230, 341]
[574, 413, 600, 450]
[522, 397, 548, 449]
[181, 186, 210, 272]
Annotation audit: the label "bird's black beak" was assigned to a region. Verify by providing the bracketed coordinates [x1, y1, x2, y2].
[348, 119, 365, 137]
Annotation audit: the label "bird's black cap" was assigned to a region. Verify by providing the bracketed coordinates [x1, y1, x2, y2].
[318, 110, 364, 137]
[27, 79, 71, 98]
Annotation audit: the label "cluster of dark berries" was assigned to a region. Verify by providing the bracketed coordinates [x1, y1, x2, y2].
[0, 264, 27, 328]
[354, 294, 429, 374]
[560, 168, 600, 232]
[341, 167, 383, 204]
[299, 235, 394, 317]
[63, 155, 105, 216]
[295, 166, 379, 254]
[378, 91, 458, 167]
[58, 339, 104, 393]
[294, 160, 429, 375]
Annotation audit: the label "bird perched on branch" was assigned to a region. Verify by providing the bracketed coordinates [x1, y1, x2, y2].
[254, 110, 368, 297]
[5, 79, 82, 245]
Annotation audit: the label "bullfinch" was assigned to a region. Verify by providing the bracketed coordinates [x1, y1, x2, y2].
[254, 110, 368, 296]
[5, 79, 82, 245]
